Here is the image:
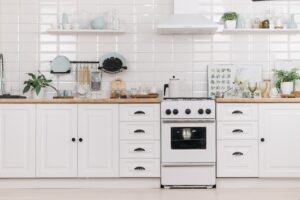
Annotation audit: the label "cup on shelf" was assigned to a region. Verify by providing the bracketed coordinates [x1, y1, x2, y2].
[71, 23, 80, 30]
[63, 23, 72, 30]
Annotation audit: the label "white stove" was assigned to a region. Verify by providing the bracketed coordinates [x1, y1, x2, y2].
[161, 98, 216, 189]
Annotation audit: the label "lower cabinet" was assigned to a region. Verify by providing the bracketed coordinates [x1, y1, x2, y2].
[259, 104, 300, 177]
[217, 140, 258, 177]
[36, 105, 78, 177]
[78, 104, 119, 177]
[0, 105, 35, 178]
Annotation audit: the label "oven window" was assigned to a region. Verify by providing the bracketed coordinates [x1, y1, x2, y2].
[171, 127, 206, 149]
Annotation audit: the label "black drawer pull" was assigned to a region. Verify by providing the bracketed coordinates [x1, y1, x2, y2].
[232, 110, 243, 115]
[232, 129, 244, 133]
[232, 152, 244, 156]
[134, 148, 146, 152]
[134, 111, 146, 115]
[134, 166, 146, 171]
[134, 129, 146, 134]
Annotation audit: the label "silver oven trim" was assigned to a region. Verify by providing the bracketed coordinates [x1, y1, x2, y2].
[162, 119, 215, 123]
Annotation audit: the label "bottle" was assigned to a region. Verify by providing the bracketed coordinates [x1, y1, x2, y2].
[112, 9, 120, 30]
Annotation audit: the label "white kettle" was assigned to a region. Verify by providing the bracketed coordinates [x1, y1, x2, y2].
[164, 76, 182, 98]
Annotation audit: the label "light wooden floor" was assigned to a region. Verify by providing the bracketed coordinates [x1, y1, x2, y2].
[0, 188, 300, 200]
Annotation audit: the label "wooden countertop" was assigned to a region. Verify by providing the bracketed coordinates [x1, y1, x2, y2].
[0, 98, 161, 104]
[216, 97, 300, 103]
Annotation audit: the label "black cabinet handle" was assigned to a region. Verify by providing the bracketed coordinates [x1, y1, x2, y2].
[134, 129, 146, 134]
[261, 138, 265, 142]
[134, 148, 146, 152]
[232, 152, 244, 156]
[71, 138, 76, 142]
[232, 129, 244, 133]
[79, 138, 83, 142]
[232, 110, 243, 115]
[134, 111, 146, 115]
[134, 166, 146, 171]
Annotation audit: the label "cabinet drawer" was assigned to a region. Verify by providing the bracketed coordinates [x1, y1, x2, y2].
[217, 122, 258, 140]
[120, 141, 160, 159]
[120, 122, 160, 140]
[217, 140, 258, 177]
[120, 104, 160, 122]
[120, 159, 160, 177]
[217, 104, 258, 121]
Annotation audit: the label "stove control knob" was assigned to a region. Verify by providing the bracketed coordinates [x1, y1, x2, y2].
[165, 109, 172, 115]
[185, 109, 191, 115]
[206, 109, 212, 115]
[198, 109, 204, 115]
[173, 109, 179, 115]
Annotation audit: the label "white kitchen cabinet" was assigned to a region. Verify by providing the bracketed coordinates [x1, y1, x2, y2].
[36, 105, 78, 177]
[259, 104, 300, 177]
[217, 140, 258, 177]
[0, 105, 35, 177]
[78, 105, 119, 177]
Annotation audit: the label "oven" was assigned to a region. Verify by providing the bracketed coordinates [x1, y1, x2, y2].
[161, 119, 216, 163]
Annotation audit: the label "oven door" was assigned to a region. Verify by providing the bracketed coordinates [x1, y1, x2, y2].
[162, 119, 216, 163]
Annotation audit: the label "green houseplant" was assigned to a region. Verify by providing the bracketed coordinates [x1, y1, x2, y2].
[23, 73, 57, 99]
[274, 69, 300, 95]
[221, 12, 238, 29]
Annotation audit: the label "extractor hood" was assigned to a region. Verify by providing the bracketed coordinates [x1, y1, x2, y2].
[157, 14, 219, 35]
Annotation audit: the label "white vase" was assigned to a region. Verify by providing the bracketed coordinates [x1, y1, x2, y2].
[281, 82, 294, 95]
[32, 89, 45, 99]
[225, 20, 237, 29]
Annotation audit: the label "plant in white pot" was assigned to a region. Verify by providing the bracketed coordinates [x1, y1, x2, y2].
[221, 12, 238, 29]
[23, 73, 57, 99]
[274, 69, 300, 95]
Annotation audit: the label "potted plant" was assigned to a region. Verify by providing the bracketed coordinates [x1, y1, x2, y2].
[221, 12, 238, 29]
[274, 69, 300, 95]
[23, 73, 57, 99]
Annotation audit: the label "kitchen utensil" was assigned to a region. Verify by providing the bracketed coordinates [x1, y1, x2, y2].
[90, 71, 102, 91]
[51, 55, 71, 74]
[99, 52, 127, 73]
[91, 16, 106, 29]
[164, 76, 183, 98]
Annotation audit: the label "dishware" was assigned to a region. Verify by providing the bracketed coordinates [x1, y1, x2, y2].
[51, 55, 71, 74]
[71, 23, 80, 29]
[248, 82, 258, 98]
[91, 16, 106, 29]
[63, 23, 71, 30]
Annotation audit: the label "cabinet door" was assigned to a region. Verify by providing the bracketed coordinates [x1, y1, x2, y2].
[259, 104, 300, 177]
[78, 105, 119, 177]
[0, 105, 35, 177]
[36, 105, 77, 177]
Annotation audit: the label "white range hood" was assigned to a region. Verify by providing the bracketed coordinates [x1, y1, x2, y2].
[157, 14, 218, 34]
[157, 0, 218, 35]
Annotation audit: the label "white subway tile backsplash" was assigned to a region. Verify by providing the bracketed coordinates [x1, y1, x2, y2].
[0, 0, 298, 96]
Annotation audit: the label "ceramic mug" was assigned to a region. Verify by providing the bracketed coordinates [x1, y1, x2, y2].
[91, 16, 106, 29]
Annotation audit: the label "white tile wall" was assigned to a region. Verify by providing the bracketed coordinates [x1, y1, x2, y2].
[0, 0, 300, 97]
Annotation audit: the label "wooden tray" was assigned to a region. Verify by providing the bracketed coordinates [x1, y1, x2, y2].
[53, 96, 75, 99]
[281, 92, 300, 98]
[130, 93, 159, 99]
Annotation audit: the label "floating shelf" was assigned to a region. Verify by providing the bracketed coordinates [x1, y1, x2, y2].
[221, 29, 300, 34]
[46, 29, 125, 34]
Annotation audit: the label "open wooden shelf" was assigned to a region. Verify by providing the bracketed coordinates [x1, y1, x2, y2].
[221, 28, 300, 34]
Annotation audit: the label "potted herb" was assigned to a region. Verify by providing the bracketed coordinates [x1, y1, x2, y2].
[274, 69, 300, 95]
[221, 12, 238, 29]
[23, 73, 57, 99]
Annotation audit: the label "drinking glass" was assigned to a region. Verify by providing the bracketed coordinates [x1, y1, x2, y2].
[248, 82, 258, 98]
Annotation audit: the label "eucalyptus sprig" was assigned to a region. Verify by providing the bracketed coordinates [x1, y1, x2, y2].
[23, 73, 57, 95]
[274, 68, 300, 90]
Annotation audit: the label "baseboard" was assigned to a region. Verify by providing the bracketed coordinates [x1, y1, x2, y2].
[0, 178, 160, 189]
[217, 178, 300, 188]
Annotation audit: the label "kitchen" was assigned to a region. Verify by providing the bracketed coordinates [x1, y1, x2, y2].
[1, 0, 300, 199]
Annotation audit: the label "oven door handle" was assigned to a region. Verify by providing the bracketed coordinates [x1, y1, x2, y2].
[162, 119, 215, 123]
[162, 163, 215, 167]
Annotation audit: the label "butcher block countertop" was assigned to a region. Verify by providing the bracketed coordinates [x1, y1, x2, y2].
[0, 98, 161, 104]
[216, 97, 300, 103]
